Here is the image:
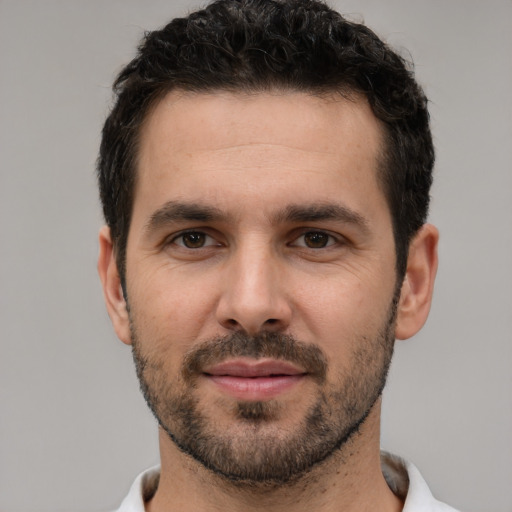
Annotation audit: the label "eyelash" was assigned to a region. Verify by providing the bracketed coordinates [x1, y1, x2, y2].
[290, 230, 339, 249]
[167, 229, 342, 250]
[169, 230, 220, 249]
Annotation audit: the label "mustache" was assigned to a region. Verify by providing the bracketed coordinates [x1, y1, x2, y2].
[182, 331, 328, 383]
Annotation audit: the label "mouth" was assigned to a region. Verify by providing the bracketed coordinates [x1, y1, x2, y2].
[202, 358, 307, 401]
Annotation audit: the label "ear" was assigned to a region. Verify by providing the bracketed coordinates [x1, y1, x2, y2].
[395, 224, 439, 340]
[97, 226, 132, 345]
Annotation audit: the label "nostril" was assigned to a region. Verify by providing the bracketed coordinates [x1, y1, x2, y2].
[265, 319, 278, 325]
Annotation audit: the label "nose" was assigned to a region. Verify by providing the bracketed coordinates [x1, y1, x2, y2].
[215, 242, 292, 335]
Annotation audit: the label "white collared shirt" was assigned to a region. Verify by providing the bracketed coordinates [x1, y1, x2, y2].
[114, 453, 459, 512]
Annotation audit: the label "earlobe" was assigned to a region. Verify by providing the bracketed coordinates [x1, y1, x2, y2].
[97, 226, 132, 345]
[395, 224, 439, 340]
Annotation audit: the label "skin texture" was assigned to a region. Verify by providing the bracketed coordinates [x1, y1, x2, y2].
[98, 91, 438, 512]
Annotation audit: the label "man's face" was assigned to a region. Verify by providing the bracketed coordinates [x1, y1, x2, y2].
[121, 91, 399, 482]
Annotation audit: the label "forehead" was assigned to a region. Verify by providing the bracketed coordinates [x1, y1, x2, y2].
[133, 90, 387, 225]
[139, 89, 382, 160]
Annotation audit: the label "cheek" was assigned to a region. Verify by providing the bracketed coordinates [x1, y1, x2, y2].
[127, 264, 221, 354]
[293, 267, 395, 353]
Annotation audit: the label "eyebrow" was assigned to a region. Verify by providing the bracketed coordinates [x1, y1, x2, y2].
[144, 200, 370, 235]
[273, 203, 370, 233]
[144, 201, 226, 235]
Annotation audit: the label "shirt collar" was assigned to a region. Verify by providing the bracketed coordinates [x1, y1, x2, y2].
[115, 454, 458, 512]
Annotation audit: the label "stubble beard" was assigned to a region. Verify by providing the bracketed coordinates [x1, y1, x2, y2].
[130, 301, 397, 486]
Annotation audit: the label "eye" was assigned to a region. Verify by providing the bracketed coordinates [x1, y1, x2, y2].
[292, 231, 337, 249]
[171, 231, 219, 249]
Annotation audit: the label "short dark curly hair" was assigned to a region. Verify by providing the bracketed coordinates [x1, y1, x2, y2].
[98, 0, 434, 286]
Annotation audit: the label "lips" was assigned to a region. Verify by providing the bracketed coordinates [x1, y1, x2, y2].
[202, 358, 307, 400]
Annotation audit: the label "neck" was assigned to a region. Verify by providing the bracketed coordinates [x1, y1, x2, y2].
[147, 400, 402, 512]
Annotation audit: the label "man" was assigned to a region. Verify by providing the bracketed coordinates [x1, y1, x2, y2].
[97, 0, 457, 510]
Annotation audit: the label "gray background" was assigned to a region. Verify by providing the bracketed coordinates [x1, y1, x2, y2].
[1, 1, 511, 511]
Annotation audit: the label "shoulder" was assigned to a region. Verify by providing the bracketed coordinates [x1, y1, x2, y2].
[382, 452, 460, 512]
[111, 466, 160, 512]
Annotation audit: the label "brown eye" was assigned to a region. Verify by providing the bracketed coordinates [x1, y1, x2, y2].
[303, 231, 330, 248]
[180, 232, 207, 248]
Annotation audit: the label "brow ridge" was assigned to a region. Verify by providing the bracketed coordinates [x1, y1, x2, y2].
[144, 200, 370, 234]
[273, 203, 370, 233]
[144, 200, 226, 234]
